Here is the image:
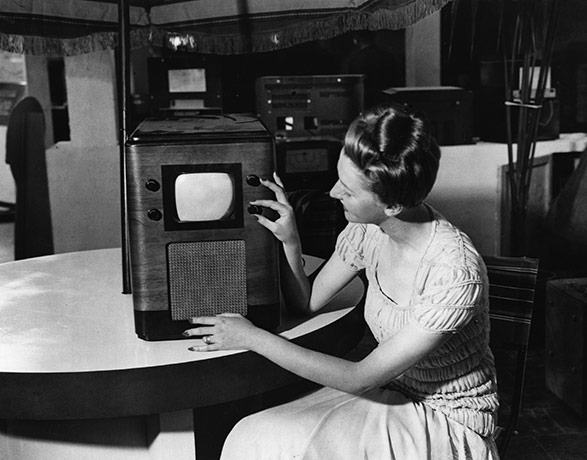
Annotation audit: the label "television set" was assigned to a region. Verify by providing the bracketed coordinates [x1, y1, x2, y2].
[275, 136, 342, 192]
[126, 114, 280, 341]
[255, 75, 365, 140]
[147, 56, 222, 115]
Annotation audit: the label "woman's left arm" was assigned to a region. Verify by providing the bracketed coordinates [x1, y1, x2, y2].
[184, 315, 447, 395]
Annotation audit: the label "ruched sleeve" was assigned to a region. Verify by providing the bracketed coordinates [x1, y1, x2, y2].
[334, 223, 368, 271]
[412, 264, 485, 334]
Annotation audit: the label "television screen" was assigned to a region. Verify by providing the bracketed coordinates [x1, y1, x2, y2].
[162, 163, 243, 231]
[148, 57, 222, 114]
[175, 172, 235, 222]
[171, 99, 205, 109]
[168, 68, 207, 93]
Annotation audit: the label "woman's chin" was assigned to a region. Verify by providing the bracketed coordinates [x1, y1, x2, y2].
[343, 210, 358, 223]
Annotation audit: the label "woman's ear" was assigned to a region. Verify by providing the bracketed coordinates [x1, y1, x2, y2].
[384, 204, 403, 217]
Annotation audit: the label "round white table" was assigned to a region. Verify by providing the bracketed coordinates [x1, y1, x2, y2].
[0, 248, 365, 459]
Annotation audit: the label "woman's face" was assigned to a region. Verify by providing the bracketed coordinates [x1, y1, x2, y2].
[329, 152, 390, 225]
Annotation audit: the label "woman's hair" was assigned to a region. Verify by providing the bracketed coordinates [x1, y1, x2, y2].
[343, 102, 441, 208]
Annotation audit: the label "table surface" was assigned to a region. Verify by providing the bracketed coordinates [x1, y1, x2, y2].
[0, 248, 365, 419]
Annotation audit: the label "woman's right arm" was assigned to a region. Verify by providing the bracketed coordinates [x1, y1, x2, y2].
[251, 174, 357, 314]
[279, 240, 359, 314]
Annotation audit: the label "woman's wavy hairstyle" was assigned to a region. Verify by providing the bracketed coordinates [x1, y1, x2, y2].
[343, 103, 441, 209]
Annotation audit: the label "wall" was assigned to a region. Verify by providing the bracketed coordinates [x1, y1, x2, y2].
[42, 50, 121, 254]
[428, 144, 503, 255]
[0, 53, 25, 208]
[0, 52, 121, 256]
[405, 10, 441, 86]
[428, 134, 587, 256]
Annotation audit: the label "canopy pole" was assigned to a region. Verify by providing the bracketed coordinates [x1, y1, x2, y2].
[118, 0, 132, 294]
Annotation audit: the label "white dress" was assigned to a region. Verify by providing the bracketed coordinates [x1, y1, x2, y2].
[221, 209, 500, 460]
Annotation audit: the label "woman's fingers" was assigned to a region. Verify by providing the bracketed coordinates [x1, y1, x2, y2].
[188, 343, 219, 352]
[259, 177, 281, 193]
[184, 314, 253, 352]
[273, 172, 285, 188]
[183, 316, 216, 337]
[250, 199, 289, 215]
[252, 213, 276, 232]
[188, 316, 217, 325]
[260, 177, 288, 202]
[182, 326, 213, 337]
[249, 174, 298, 244]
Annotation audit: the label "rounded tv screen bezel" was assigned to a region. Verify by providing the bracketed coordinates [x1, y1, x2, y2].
[161, 163, 244, 231]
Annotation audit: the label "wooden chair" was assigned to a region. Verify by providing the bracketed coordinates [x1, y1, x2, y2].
[483, 255, 540, 458]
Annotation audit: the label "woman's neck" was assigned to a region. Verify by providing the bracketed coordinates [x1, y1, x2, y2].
[378, 204, 433, 251]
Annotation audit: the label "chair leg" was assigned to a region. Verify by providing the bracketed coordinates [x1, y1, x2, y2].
[497, 347, 528, 457]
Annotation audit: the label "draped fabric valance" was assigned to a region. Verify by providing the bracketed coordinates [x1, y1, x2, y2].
[0, 0, 449, 56]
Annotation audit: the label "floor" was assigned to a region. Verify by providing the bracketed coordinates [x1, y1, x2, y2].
[1, 221, 586, 459]
[498, 345, 587, 460]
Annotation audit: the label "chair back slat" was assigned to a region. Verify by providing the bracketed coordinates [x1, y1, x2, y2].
[483, 256, 539, 347]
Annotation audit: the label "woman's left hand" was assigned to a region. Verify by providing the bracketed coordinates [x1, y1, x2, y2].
[250, 173, 300, 248]
[183, 313, 261, 352]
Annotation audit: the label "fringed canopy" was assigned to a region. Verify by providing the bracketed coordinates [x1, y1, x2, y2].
[0, 0, 450, 56]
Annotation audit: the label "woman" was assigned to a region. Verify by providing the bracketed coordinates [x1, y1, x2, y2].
[183, 103, 500, 459]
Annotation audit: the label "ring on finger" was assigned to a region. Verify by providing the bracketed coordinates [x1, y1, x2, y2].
[203, 335, 212, 345]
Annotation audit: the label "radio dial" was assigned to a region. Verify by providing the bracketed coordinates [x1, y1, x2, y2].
[246, 175, 261, 187]
[247, 205, 263, 215]
[145, 179, 160, 192]
[147, 209, 163, 221]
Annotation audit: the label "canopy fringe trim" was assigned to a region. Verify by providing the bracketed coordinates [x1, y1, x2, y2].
[0, 0, 449, 56]
[159, 0, 450, 55]
[0, 29, 152, 56]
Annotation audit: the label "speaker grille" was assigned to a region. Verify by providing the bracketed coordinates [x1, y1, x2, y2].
[167, 240, 248, 320]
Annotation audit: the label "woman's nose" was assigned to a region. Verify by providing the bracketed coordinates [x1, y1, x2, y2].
[329, 181, 342, 200]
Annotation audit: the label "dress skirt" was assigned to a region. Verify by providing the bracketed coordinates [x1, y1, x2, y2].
[220, 386, 499, 460]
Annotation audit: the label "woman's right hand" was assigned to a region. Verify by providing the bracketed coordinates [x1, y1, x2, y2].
[250, 172, 301, 247]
